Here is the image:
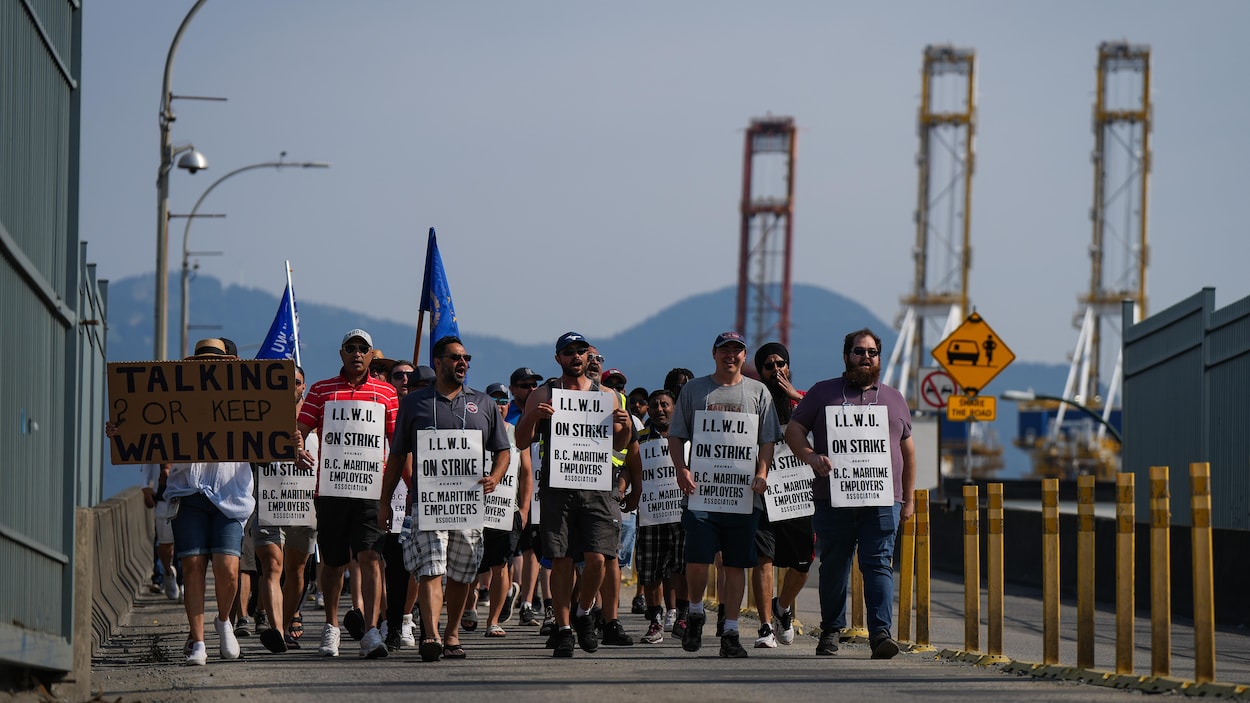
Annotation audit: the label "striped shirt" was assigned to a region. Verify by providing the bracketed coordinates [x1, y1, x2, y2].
[299, 372, 399, 441]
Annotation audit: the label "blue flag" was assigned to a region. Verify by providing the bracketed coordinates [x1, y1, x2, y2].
[420, 228, 459, 365]
[256, 271, 301, 365]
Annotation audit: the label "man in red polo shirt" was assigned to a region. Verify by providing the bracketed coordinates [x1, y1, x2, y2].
[297, 329, 399, 659]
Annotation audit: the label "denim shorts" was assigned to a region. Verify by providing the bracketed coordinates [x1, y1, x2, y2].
[681, 508, 760, 568]
[170, 492, 245, 559]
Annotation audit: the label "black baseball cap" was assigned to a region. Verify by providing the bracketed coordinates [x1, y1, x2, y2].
[510, 367, 543, 386]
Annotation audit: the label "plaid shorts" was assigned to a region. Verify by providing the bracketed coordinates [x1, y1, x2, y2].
[635, 522, 686, 586]
[402, 528, 483, 584]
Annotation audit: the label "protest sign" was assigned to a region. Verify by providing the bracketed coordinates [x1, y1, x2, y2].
[317, 399, 387, 500]
[825, 405, 893, 507]
[688, 410, 757, 514]
[547, 388, 614, 491]
[764, 440, 814, 521]
[638, 437, 683, 527]
[483, 444, 519, 531]
[412, 429, 484, 530]
[256, 430, 318, 526]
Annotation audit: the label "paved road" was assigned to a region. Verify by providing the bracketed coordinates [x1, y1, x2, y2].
[90, 565, 1250, 702]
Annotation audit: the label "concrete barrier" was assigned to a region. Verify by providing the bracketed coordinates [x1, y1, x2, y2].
[89, 487, 153, 651]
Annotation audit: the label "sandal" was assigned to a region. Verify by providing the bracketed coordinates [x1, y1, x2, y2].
[290, 613, 304, 639]
[419, 638, 443, 662]
[485, 624, 506, 637]
[442, 643, 467, 659]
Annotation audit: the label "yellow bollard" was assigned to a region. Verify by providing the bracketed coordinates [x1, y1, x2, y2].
[963, 484, 980, 653]
[987, 483, 1004, 657]
[898, 506, 916, 643]
[1042, 478, 1060, 665]
[848, 548, 867, 639]
[1190, 462, 1215, 683]
[1150, 465, 1170, 677]
[1077, 474, 1096, 669]
[914, 489, 934, 651]
[1116, 472, 1135, 675]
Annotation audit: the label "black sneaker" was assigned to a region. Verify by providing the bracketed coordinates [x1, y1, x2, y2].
[601, 619, 634, 646]
[573, 613, 599, 653]
[719, 631, 748, 658]
[590, 605, 604, 635]
[715, 603, 725, 637]
[384, 629, 402, 652]
[545, 629, 560, 649]
[870, 630, 900, 660]
[553, 629, 576, 658]
[539, 605, 557, 636]
[343, 608, 366, 641]
[672, 613, 688, 641]
[631, 594, 646, 615]
[682, 612, 706, 652]
[255, 610, 269, 632]
[816, 630, 839, 656]
[233, 617, 251, 638]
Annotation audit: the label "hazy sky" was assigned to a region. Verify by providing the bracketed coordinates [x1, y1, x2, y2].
[81, 1, 1250, 371]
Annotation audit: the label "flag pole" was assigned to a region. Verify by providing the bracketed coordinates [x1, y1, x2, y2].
[412, 310, 426, 366]
[285, 260, 301, 367]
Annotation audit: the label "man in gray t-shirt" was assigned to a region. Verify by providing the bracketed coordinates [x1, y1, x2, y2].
[669, 331, 781, 658]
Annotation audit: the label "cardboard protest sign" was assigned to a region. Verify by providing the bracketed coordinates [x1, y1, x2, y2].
[637, 437, 683, 527]
[108, 359, 298, 464]
[257, 432, 318, 527]
[825, 405, 894, 507]
[317, 399, 387, 500]
[547, 388, 614, 491]
[688, 410, 757, 514]
[764, 440, 814, 521]
[412, 429, 485, 530]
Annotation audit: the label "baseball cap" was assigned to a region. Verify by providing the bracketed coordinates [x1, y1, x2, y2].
[486, 383, 509, 398]
[510, 367, 543, 386]
[341, 329, 373, 347]
[555, 331, 589, 353]
[713, 331, 747, 349]
[407, 365, 437, 389]
[602, 368, 627, 384]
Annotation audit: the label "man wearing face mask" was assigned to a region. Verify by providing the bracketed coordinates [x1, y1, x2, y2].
[784, 328, 915, 660]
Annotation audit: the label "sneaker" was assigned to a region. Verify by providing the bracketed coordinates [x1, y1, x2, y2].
[384, 629, 402, 652]
[360, 627, 388, 659]
[681, 612, 705, 652]
[519, 605, 538, 626]
[720, 631, 748, 658]
[590, 605, 604, 635]
[260, 627, 287, 653]
[539, 605, 556, 635]
[552, 628, 576, 658]
[601, 619, 634, 646]
[255, 610, 269, 632]
[318, 623, 341, 657]
[478, 586, 490, 607]
[772, 597, 795, 645]
[399, 614, 417, 647]
[816, 630, 839, 656]
[663, 608, 677, 631]
[461, 608, 478, 632]
[215, 617, 240, 660]
[185, 640, 207, 666]
[233, 616, 251, 638]
[499, 583, 520, 624]
[573, 613, 599, 653]
[314, 591, 325, 609]
[641, 621, 664, 644]
[343, 608, 366, 641]
[715, 603, 725, 637]
[672, 614, 688, 641]
[755, 623, 778, 648]
[870, 630, 900, 660]
[163, 567, 180, 601]
[631, 594, 646, 615]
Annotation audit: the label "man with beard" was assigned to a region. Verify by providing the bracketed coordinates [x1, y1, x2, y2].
[379, 335, 511, 661]
[784, 328, 915, 659]
[670, 332, 781, 658]
[515, 332, 632, 658]
[750, 342, 813, 647]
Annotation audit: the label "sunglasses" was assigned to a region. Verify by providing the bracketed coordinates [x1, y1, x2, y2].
[763, 360, 788, 370]
[588, 354, 605, 364]
[442, 353, 472, 363]
[342, 344, 371, 355]
[493, 397, 509, 406]
[850, 347, 881, 358]
[561, 347, 589, 357]
[391, 370, 413, 379]
[515, 382, 538, 389]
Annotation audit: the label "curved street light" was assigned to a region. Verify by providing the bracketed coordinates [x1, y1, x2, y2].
[178, 156, 331, 358]
[1000, 389, 1123, 445]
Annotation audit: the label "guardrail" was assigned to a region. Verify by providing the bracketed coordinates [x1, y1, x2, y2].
[89, 487, 153, 651]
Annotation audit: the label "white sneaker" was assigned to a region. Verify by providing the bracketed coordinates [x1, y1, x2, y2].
[185, 640, 207, 666]
[318, 623, 341, 657]
[214, 617, 240, 660]
[314, 591, 325, 609]
[663, 609, 677, 632]
[399, 614, 417, 647]
[163, 567, 180, 601]
[755, 623, 778, 649]
[359, 627, 388, 659]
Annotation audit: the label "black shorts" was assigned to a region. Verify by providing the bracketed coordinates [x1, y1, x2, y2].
[518, 521, 541, 556]
[314, 496, 385, 568]
[478, 513, 523, 573]
[539, 488, 621, 559]
[754, 511, 815, 572]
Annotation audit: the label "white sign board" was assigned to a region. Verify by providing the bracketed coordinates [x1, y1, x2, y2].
[483, 445, 519, 531]
[637, 437, 683, 527]
[825, 405, 893, 508]
[257, 433, 318, 527]
[317, 399, 386, 499]
[764, 440, 815, 521]
[412, 429, 485, 530]
[688, 410, 757, 514]
[547, 389, 614, 491]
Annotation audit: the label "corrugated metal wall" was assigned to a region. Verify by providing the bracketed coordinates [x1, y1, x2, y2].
[0, 0, 95, 674]
[1123, 290, 1250, 531]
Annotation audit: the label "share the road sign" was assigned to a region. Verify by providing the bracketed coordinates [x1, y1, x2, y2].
[931, 312, 1015, 395]
[947, 395, 997, 422]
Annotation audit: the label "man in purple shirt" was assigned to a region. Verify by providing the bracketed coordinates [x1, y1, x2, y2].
[784, 328, 915, 660]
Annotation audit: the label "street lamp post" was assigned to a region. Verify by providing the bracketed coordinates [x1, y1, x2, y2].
[1001, 389, 1124, 445]
[177, 157, 331, 358]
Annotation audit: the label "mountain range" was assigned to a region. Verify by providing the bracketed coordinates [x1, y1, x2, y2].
[102, 274, 1070, 498]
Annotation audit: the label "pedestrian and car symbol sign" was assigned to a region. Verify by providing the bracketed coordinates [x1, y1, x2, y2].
[931, 312, 1014, 395]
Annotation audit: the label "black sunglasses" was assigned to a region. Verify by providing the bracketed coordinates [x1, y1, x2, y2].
[850, 347, 880, 358]
[763, 360, 788, 370]
[343, 343, 371, 355]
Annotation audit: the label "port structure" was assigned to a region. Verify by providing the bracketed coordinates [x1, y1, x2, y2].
[735, 116, 797, 352]
[885, 46, 977, 407]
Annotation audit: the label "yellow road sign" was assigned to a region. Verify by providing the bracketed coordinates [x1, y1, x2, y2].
[931, 312, 1014, 394]
[946, 395, 997, 422]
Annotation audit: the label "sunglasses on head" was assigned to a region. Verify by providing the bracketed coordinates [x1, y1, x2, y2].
[850, 347, 880, 358]
[763, 360, 788, 370]
[342, 343, 371, 355]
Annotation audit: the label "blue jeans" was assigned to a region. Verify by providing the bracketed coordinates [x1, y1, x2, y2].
[618, 511, 638, 568]
[813, 502, 900, 636]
